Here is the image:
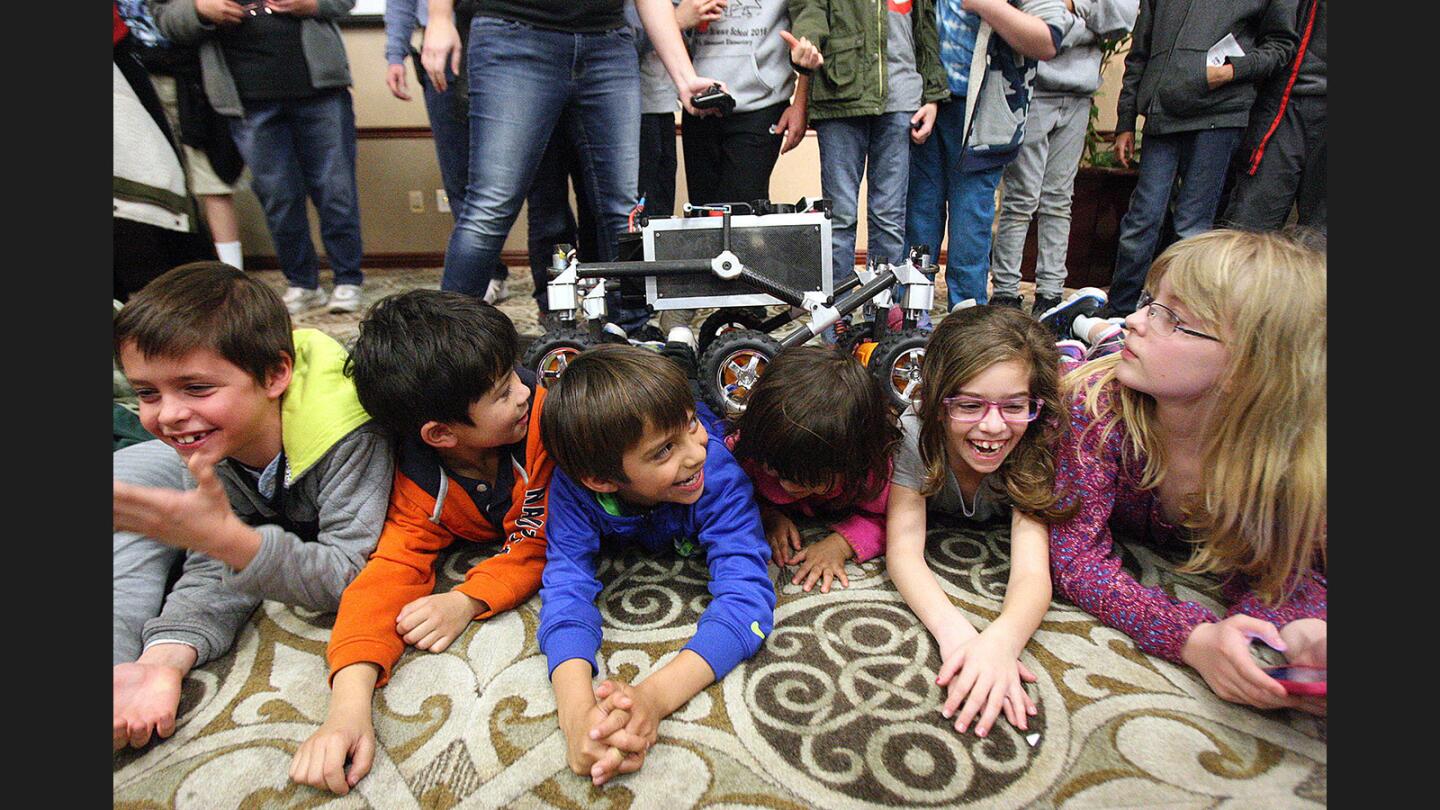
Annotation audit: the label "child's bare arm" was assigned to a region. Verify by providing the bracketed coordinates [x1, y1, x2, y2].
[936, 509, 1049, 736]
[885, 484, 979, 650]
[290, 663, 380, 795]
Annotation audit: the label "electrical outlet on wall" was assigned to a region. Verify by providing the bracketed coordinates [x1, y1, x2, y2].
[436, 189, 451, 213]
[408, 190, 425, 213]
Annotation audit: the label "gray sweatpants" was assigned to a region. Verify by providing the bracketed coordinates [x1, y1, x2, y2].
[990, 94, 1090, 299]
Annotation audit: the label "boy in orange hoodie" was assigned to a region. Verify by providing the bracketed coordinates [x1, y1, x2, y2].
[289, 290, 554, 795]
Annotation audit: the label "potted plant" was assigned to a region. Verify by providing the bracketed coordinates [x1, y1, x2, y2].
[1019, 33, 1140, 290]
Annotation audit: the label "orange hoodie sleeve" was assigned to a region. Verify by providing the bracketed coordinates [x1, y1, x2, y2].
[453, 386, 554, 616]
[326, 473, 457, 687]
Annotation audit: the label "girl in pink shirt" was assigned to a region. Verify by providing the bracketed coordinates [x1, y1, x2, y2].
[1049, 229, 1327, 716]
[726, 346, 902, 594]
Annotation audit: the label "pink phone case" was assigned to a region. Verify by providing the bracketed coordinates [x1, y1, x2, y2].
[1263, 665, 1327, 697]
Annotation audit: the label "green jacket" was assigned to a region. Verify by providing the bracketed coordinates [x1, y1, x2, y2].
[788, 0, 950, 121]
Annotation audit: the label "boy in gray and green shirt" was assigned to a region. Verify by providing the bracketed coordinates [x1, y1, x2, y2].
[112, 262, 392, 752]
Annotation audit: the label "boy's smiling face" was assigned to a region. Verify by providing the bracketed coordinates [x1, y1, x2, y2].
[585, 411, 709, 508]
[429, 370, 532, 462]
[120, 341, 290, 469]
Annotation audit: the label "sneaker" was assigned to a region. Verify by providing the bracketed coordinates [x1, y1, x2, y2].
[1031, 294, 1063, 317]
[667, 325, 699, 355]
[1038, 287, 1107, 340]
[328, 284, 364, 314]
[1055, 339, 1088, 364]
[483, 277, 509, 305]
[282, 286, 327, 315]
[950, 298, 979, 313]
[991, 293, 1023, 310]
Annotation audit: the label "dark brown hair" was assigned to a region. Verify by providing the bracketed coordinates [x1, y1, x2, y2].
[113, 261, 294, 384]
[916, 306, 1075, 521]
[539, 344, 694, 484]
[728, 345, 901, 511]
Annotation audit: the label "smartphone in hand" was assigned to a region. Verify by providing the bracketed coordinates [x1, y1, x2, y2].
[1263, 665, 1326, 697]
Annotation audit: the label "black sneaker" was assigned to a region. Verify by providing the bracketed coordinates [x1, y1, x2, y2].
[1038, 287, 1107, 340]
[991, 294, 1023, 310]
[1031, 294, 1063, 318]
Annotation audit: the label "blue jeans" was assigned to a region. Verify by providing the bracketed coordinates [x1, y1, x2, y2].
[905, 99, 1005, 309]
[1107, 127, 1243, 314]
[443, 17, 640, 301]
[229, 89, 363, 289]
[815, 112, 912, 288]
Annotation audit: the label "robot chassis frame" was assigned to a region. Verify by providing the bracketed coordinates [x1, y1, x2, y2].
[523, 198, 939, 416]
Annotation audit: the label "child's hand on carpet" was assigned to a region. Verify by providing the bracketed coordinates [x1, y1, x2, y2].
[397, 591, 486, 653]
[936, 630, 1039, 737]
[289, 709, 375, 795]
[790, 532, 855, 593]
[113, 645, 193, 751]
[591, 679, 663, 752]
[761, 507, 803, 565]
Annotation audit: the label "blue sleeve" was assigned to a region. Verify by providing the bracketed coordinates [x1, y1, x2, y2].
[536, 470, 606, 677]
[383, 0, 420, 65]
[683, 445, 777, 680]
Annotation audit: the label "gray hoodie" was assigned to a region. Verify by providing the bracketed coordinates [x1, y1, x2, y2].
[688, 0, 797, 114]
[1035, 0, 1139, 97]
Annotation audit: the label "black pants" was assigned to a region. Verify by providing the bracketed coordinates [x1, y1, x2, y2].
[1222, 94, 1327, 232]
[638, 112, 678, 218]
[680, 100, 788, 206]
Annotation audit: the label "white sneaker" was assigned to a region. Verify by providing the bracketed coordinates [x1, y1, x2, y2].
[666, 325, 698, 355]
[483, 277, 509, 305]
[282, 286, 327, 315]
[329, 284, 364, 314]
[950, 298, 979, 313]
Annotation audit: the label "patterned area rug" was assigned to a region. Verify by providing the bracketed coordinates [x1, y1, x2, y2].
[112, 513, 1326, 808]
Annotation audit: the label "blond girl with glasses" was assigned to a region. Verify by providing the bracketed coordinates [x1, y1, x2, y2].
[887, 305, 1077, 740]
[1051, 228, 1326, 715]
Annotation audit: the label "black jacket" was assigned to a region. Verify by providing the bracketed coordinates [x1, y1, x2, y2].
[1117, 0, 1299, 136]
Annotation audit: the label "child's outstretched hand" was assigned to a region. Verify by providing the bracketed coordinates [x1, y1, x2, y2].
[289, 707, 375, 795]
[761, 506, 804, 565]
[790, 532, 855, 593]
[935, 630, 1038, 737]
[113, 449, 261, 569]
[396, 591, 486, 653]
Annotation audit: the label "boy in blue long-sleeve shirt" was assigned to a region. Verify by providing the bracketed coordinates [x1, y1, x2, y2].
[537, 344, 775, 787]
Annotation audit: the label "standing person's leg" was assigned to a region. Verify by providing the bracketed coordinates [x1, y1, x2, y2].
[292, 89, 365, 300]
[905, 100, 957, 307]
[712, 101, 788, 203]
[1295, 97, 1326, 231]
[1105, 130, 1182, 315]
[946, 160, 1005, 306]
[863, 111, 913, 269]
[991, 96, 1056, 306]
[229, 101, 323, 299]
[418, 54, 471, 222]
[1031, 94, 1090, 306]
[680, 110, 724, 206]
[1223, 97, 1318, 232]
[443, 18, 572, 298]
[1170, 127, 1243, 239]
[638, 112, 678, 218]
[815, 117, 869, 289]
[525, 128, 581, 317]
[567, 25, 647, 334]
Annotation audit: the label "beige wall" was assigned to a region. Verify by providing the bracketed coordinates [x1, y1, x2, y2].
[238, 26, 1127, 263]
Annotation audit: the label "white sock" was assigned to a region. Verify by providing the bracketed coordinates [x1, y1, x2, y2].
[215, 241, 243, 270]
[1073, 314, 1107, 345]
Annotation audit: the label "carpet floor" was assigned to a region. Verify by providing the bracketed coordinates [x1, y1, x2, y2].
[112, 268, 1326, 808]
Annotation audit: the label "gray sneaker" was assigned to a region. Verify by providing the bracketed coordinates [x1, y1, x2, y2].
[328, 284, 364, 314]
[282, 286, 327, 315]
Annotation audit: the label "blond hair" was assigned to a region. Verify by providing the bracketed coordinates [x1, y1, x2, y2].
[1064, 229, 1326, 603]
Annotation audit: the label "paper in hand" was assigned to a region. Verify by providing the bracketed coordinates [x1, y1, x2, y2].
[1207, 33, 1245, 67]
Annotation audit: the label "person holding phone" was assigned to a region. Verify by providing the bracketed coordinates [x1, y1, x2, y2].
[1048, 228, 1326, 716]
